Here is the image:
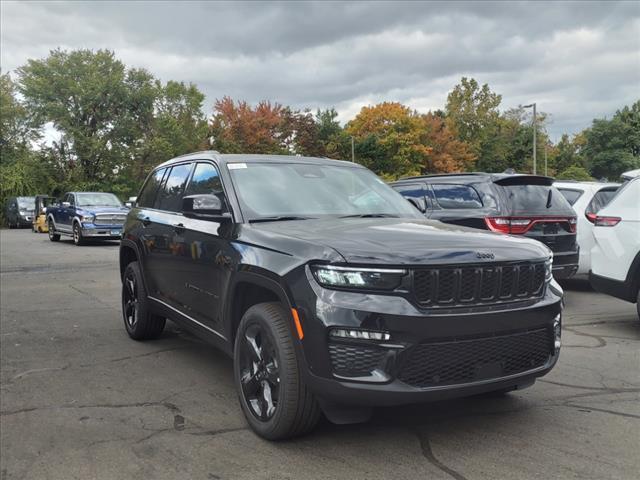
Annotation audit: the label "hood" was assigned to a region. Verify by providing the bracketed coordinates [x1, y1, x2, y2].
[252, 217, 551, 265]
[77, 206, 129, 215]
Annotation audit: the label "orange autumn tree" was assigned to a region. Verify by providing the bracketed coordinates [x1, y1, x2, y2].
[421, 112, 476, 173]
[346, 102, 432, 179]
[208, 96, 292, 154]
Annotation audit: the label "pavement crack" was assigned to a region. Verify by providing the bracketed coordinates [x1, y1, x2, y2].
[564, 404, 640, 420]
[187, 427, 247, 437]
[105, 347, 187, 364]
[563, 326, 607, 348]
[0, 400, 181, 417]
[411, 427, 468, 480]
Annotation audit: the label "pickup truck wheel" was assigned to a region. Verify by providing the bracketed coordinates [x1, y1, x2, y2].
[122, 261, 165, 340]
[48, 219, 60, 241]
[234, 302, 320, 440]
[73, 222, 86, 246]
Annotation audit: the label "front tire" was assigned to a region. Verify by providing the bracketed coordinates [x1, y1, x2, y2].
[73, 222, 86, 246]
[234, 302, 320, 440]
[122, 262, 166, 340]
[48, 219, 60, 241]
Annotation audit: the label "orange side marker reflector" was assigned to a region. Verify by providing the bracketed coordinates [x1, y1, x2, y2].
[291, 308, 304, 340]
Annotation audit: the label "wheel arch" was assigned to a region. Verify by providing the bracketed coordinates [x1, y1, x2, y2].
[225, 272, 296, 350]
[119, 239, 141, 280]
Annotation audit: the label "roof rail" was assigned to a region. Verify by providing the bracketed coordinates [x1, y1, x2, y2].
[395, 172, 488, 181]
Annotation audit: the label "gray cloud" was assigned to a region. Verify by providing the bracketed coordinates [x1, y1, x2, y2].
[1, 0, 639, 139]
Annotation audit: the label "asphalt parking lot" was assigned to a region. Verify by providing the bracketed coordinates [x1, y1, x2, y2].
[1, 229, 638, 480]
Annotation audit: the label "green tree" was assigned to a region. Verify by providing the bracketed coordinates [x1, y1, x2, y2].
[128, 80, 207, 190]
[17, 49, 156, 183]
[556, 165, 592, 181]
[583, 101, 640, 179]
[445, 77, 502, 164]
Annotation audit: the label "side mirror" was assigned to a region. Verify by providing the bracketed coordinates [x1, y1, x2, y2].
[62, 201, 71, 208]
[125, 196, 137, 208]
[182, 194, 231, 221]
[407, 197, 426, 213]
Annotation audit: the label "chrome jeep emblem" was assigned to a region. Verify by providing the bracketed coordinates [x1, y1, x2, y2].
[476, 252, 495, 259]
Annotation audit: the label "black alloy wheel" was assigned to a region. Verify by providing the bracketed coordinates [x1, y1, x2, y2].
[121, 261, 165, 340]
[123, 270, 139, 331]
[238, 323, 281, 421]
[234, 303, 320, 440]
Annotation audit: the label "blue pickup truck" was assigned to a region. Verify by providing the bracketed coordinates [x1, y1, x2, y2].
[47, 192, 129, 246]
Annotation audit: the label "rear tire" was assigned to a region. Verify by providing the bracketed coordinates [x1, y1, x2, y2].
[48, 219, 60, 241]
[122, 261, 165, 340]
[234, 302, 320, 440]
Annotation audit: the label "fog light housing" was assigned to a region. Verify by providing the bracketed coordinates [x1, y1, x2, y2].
[329, 328, 390, 341]
[553, 314, 561, 352]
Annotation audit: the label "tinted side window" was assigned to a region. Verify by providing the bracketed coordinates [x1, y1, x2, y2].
[393, 183, 426, 212]
[432, 184, 483, 209]
[138, 168, 167, 208]
[67, 194, 75, 206]
[558, 188, 583, 206]
[184, 163, 223, 196]
[155, 163, 193, 212]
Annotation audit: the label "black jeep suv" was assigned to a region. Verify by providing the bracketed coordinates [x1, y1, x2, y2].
[120, 152, 563, 439]
[391, 173, 579, 279]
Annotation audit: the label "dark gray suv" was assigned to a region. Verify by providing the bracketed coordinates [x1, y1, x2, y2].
[120, 152, 563, 439]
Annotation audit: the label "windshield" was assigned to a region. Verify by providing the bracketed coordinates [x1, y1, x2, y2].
[76, 193, 122, 207]
[17, 197, 35, 210]
[228, 162, 420, 221]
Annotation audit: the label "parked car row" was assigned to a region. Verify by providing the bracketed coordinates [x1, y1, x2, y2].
[6, 153, 637, 441]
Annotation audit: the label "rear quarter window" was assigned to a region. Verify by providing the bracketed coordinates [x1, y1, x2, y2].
[557, 188, 583, 206]
[431, 184, 483, 209]
[586, 188, 619, 214]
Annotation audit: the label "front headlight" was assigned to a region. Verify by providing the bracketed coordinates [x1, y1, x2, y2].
[80, 214, 95, 223]
[545, 255, 553, 281]
[311, 265, 407, 290]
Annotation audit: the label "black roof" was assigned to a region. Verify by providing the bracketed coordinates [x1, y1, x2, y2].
[157, 151, 362, 170]
[391, 172, 554, 186]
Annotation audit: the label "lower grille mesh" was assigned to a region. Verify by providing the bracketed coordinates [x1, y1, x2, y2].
[398, 328, 553, 388]
[329, 343, 386, 377]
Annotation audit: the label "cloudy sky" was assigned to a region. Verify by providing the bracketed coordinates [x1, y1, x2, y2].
[1, 1, 639, 140]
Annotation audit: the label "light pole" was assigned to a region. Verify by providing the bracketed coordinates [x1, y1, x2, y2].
[351, 136, 355, 163]
[523, 103, 537, 175]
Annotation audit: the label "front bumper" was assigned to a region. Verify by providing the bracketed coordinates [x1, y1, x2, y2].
[289, 268, 563, 407]
[81, 223, 123, 238]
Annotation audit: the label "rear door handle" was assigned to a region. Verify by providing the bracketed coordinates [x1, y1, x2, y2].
[141, 217, 152, 227]
[173, 223, 186, 233]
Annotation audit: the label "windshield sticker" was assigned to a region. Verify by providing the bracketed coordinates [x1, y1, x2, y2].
[228, 163, 247, 170]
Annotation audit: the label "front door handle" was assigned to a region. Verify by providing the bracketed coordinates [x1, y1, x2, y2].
[173, 223, 186, 233]
[141, 217, 152, 227]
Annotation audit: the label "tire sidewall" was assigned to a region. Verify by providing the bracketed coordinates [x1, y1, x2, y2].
[73, 222, 83, 245]
[233, 304, 299, 439]
[122, 262, 150, 338]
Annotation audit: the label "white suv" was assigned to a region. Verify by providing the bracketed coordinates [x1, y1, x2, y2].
[555, 181, 620, 276]
[589, 177, 640, 318]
